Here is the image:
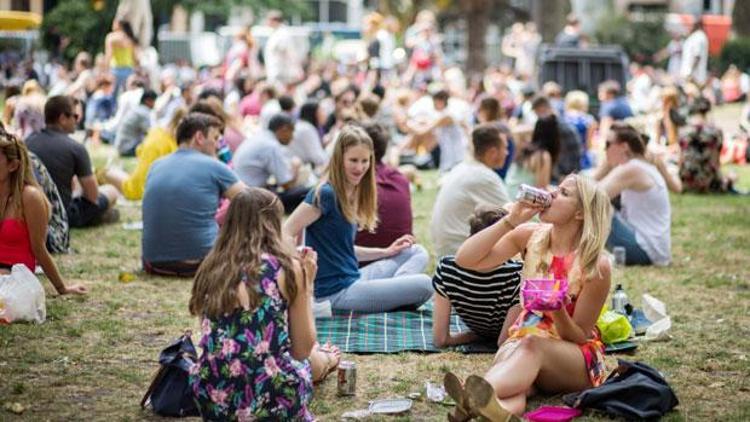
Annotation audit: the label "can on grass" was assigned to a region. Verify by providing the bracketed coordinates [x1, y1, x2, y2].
[337, 360, 357, 396]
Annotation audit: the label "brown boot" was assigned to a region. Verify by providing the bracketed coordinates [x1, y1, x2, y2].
[464, 375, 513, 422]
[444, 372, 474, 422]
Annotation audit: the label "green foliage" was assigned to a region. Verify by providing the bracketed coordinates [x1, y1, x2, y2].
[594, 13, 670, 64]
[152, 0, 311, 23]
[732, 0, 750, 37]
[718, 37, 750, 74]
[42, 0, 311, 63]
[41, 0, 117, 62]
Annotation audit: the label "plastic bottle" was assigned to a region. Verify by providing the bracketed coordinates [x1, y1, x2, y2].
[611, 284, 629, 314]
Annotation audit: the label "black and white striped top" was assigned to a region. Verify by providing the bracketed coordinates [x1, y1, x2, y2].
[432, 256, 523, 340]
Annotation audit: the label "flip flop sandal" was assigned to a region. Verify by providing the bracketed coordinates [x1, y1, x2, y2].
[313, 346, 340, 384]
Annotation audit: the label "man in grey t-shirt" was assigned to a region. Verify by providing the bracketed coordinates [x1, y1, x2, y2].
[114, 89, 156, 156]
[233, 113, 309, 213]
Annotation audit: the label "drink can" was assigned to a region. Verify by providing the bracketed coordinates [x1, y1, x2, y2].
[516, 184, 552, 208]
[337, 360, 357, 396]
[613, 246, 627, 267]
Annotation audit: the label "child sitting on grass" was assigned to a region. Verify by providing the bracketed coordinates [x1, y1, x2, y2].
[431, 204, 523, 348]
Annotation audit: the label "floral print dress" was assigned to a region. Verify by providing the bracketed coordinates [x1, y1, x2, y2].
[190, 254, 314, 421]
[679, 123, 726, 193]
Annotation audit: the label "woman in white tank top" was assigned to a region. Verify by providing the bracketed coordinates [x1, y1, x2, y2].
[594, 123, 676, 266]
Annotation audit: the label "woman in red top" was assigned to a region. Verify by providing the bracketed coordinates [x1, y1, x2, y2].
[0, 127, 87, 295]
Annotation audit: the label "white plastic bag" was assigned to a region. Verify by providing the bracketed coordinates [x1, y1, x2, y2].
[642, 293, 668, 323]
[0, 264, 46, 324]
[645, 316, 672, 341]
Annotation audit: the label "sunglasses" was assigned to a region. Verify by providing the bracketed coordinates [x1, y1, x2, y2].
[66, 112, 80, 120]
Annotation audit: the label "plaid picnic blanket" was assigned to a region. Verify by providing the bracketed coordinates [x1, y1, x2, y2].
[314, 304, 498, 354]
[314, 304, 634, 355]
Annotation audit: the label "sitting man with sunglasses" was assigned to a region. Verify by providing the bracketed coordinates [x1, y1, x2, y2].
[26, 95, 120, 229]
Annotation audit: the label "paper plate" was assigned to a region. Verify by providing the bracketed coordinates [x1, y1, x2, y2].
[369, 398, 412, 414]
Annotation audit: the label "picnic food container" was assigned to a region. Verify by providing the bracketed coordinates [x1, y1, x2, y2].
[524, 405, 582, 422]
[516, 184, 552, 208]
[521, 278, 568, 311]
[337, 361, 357, 396]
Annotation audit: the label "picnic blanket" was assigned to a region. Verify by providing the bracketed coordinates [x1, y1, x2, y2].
[314, 304, 498, 354]
[315, 303, 637, 355]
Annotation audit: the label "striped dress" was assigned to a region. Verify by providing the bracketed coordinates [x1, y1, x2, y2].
[432, 256, 523, 340]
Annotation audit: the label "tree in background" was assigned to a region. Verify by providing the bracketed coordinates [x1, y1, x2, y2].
[42, 0, 309, 64]
[151, 0, 310, 27]
[595, 12, 669, 64]
[532, 0, 570, 42]
[41, 0, 118, 62]
[732, 0, 750, 37]
[459, 0, 491, 76]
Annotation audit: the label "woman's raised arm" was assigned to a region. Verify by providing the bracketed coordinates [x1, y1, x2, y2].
[455, 202, 541, 271]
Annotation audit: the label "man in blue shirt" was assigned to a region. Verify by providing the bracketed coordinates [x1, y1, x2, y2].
[141, 112, 246, 276]
[598, 80, 634, 146]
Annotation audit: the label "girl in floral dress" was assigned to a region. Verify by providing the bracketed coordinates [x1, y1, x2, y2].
[447, 175, 613, 421]
[189, 187, 319, 421]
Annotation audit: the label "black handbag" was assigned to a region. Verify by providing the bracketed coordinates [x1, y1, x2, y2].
[563, 359, 679, 421]
[141, 331, 200, 417]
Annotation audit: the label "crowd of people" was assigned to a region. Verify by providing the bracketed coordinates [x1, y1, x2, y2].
[1, 8, 748, 421]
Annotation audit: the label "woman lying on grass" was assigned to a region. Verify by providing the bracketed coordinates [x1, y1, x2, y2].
[446, 175, 612, 421]
[189, 188, 339, 421]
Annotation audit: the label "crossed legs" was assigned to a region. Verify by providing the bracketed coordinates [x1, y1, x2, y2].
[482, 336, 592, 415]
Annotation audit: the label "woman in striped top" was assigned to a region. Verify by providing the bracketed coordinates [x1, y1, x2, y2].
[432, 205, 524, 348]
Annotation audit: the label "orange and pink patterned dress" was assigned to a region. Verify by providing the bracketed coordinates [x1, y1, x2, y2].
[503, 224, 607, 387]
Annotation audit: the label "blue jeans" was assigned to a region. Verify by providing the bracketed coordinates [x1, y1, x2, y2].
[85, 95, 116, 129]
[320, 245, 433, 312]
[112, 67, 134, 98]
[606, 212, 652, 266]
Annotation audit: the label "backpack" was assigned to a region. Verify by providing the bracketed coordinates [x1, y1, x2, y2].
[563, 360, 679, 421]
[140, 331, 200, 417]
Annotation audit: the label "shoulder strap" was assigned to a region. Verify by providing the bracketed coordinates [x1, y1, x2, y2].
[140, 366, 168, 409]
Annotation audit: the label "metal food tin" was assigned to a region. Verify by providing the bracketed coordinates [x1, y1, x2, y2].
[516, 184, 552, 208]
[337, 361, 357, 396]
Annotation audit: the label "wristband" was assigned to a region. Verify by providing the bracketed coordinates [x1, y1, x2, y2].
[502, 217, 517, 230]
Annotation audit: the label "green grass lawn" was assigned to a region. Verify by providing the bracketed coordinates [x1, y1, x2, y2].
[1, 157, 749, 420]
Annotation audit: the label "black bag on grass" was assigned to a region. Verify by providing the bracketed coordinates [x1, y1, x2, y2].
[563, 359, 679, 421]
[141, 331, 199, 417]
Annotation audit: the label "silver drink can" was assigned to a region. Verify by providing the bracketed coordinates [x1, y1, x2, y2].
[337, 360, 357, 396]
[516, 184, 552, 208]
